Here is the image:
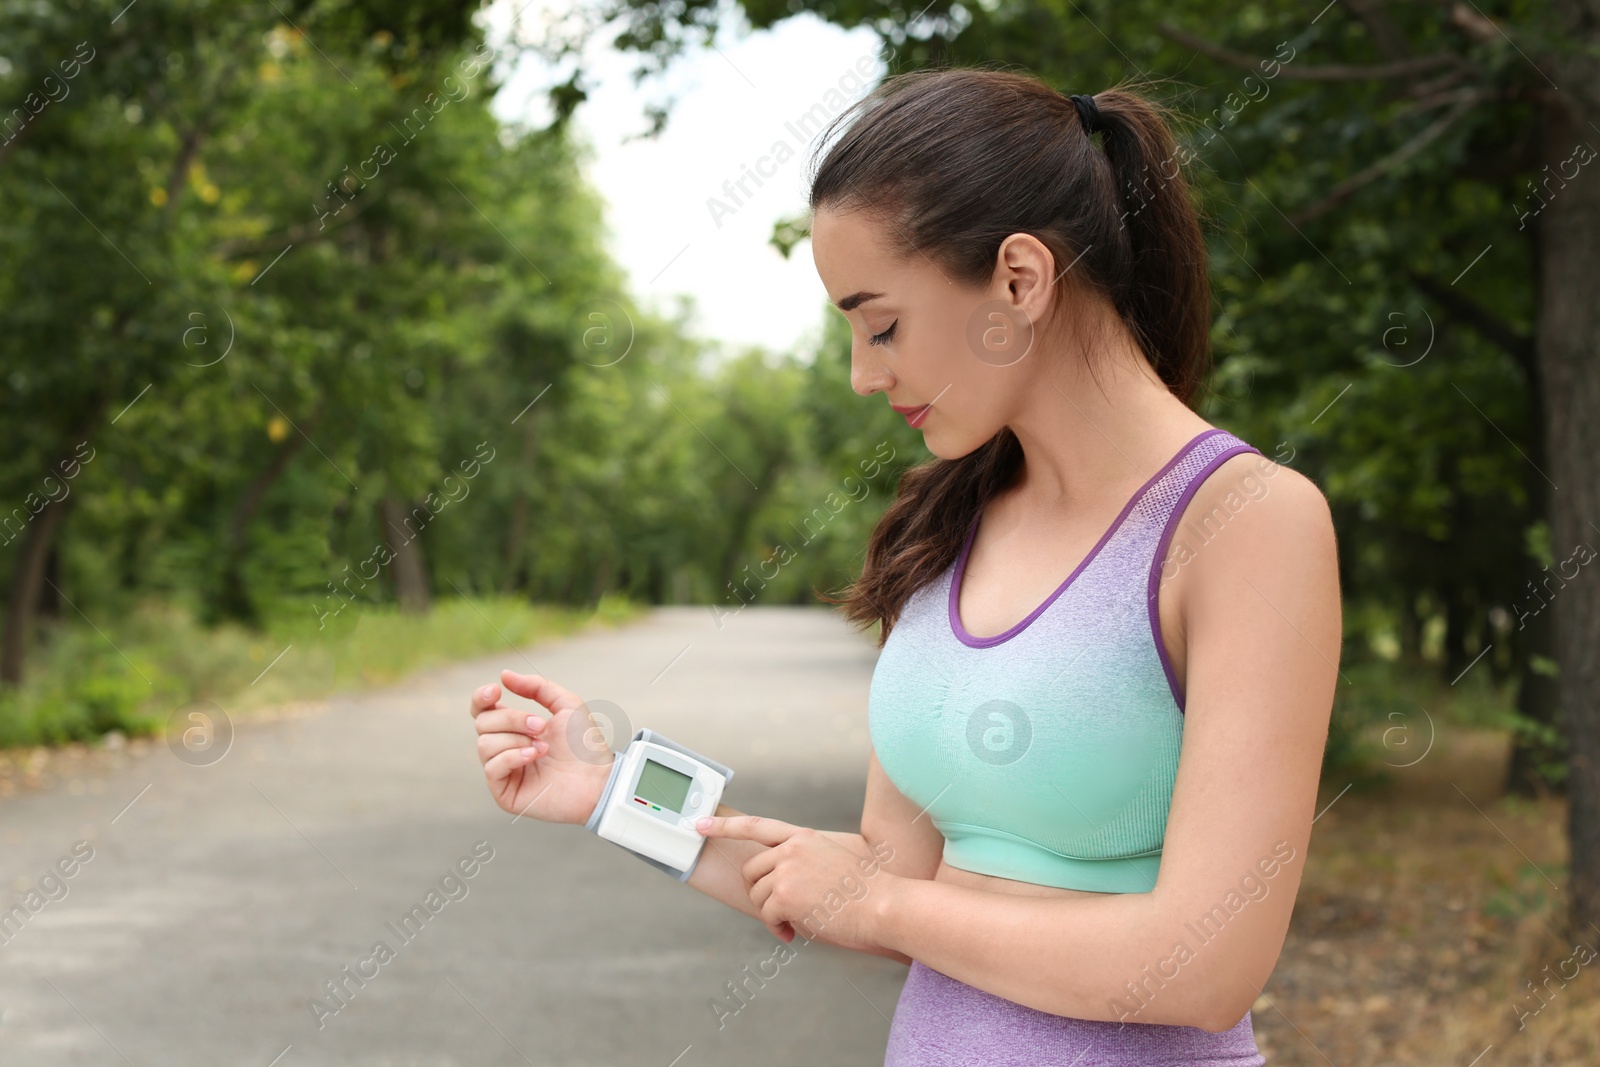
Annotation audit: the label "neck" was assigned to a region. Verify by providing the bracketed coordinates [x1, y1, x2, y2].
[1003, 328, 1206, 514]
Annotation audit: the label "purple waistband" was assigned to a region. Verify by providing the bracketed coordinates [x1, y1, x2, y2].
[883, 960, 1265, 1067]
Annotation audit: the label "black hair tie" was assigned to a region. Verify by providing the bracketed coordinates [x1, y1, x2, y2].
[1067, 93, 1103, 136]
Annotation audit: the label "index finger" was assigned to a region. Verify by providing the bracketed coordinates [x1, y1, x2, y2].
[697, 814, 800, 847]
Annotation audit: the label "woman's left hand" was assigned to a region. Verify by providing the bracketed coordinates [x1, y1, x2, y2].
[697, 814, 893, 954]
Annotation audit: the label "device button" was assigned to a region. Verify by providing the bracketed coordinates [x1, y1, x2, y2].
[679, 817, 697, 830]
[689, 790, 702, 807]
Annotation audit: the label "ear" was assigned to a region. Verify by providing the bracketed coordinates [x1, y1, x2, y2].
[994, 231, 1059, 324]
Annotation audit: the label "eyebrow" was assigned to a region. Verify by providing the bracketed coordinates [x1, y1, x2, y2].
[834, 290, 886, 312]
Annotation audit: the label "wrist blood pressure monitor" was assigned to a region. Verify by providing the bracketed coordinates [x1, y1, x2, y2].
[583, 728, 734, 882]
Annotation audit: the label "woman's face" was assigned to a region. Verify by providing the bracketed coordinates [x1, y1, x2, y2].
[810, 203, 1066, 459]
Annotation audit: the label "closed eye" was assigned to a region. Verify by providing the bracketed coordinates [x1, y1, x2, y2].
[868, 321, 897, 347]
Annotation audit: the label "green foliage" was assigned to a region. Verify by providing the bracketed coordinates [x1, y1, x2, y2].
[1502, 705, 1571, 790]
[0, 668, 161, 747]
[0, 0, 924, 732]
[0, 1, 895, 739]
[0, 593, 643, 748]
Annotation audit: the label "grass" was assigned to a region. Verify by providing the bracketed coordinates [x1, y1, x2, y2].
[0, 591, 646, 749]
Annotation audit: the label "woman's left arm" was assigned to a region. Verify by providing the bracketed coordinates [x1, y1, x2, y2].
[870, 462, 1342, 1032]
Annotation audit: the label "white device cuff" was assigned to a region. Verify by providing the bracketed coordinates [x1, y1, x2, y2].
[582, 728, 735, 882]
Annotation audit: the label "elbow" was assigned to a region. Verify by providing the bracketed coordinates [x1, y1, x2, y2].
[1172, 929, 1279, 1033]
[1196, 1003, 1249, 1035]
[1194, 988, 1259, 1035]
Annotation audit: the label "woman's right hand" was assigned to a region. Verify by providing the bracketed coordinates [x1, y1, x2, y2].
[469, 669, 616, 825]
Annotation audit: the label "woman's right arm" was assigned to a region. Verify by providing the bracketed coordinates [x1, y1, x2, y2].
[687, 804, 920, 964]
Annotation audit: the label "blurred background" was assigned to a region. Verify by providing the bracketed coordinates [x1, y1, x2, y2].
[1, 0, 1596, 1064]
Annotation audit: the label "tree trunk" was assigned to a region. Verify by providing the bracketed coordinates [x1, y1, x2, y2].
[0, 356, 118, 684]
[1441, 451, 1478, 681]
[38, 541, 63, 619]
[713, 450, 789, 595]
[1443, 580, 1472, 683]
[502, 411, 542, 594]
[1397, 590, 1421, 663]
[590, 552, 613, 605]
[1533, 70, 1600, 938]
[216, 415, 316, 624]
[0, 491, 76, 685]
[379, 497, 431, 614]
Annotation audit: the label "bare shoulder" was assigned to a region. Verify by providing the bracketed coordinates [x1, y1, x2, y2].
[1171, 448, 1343, 689]
[1165, 449, 1338, 587]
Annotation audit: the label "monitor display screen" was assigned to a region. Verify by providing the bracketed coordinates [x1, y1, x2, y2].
[636, 759, 693, 812]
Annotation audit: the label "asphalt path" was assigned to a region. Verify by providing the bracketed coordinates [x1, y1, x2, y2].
[0, 604, 907, 1066]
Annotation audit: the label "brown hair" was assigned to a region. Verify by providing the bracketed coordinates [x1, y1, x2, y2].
[809, 67, 1214, 646]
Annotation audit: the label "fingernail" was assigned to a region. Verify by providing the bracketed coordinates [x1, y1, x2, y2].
[480, 685, 494, 699]
[526, 714, 542, 732]
[695, 817, 713, 831]
[520, 746, 537, 757]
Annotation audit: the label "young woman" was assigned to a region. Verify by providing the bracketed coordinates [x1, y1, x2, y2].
[468, 68, 1341, 1066]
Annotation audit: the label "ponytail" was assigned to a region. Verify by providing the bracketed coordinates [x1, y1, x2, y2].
[1091, 86, 1213, 405]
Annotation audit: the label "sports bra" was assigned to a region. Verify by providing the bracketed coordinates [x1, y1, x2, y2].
[867, 427, 1264, 893]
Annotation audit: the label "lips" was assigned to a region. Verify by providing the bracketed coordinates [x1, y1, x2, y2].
[890, 402, 931, 427]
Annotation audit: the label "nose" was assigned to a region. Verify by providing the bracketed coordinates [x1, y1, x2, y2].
[849, 336, 892, 398]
